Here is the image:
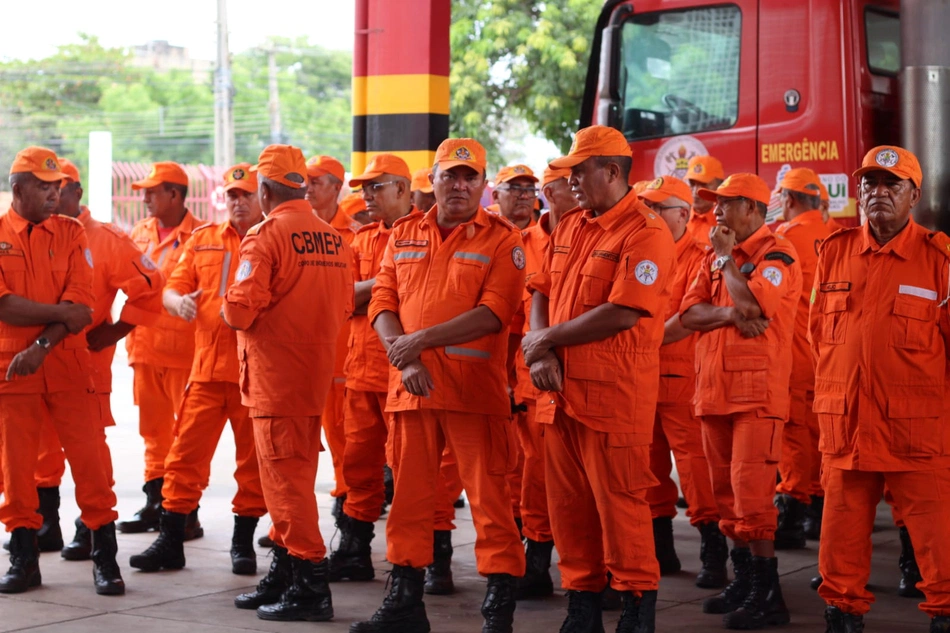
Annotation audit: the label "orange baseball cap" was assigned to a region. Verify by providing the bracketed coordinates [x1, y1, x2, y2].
[817, 180, 829, 202]
[778, 167, 822, 197]
[632, 180, 651, 195]
[9, 146, 67, 182]
[698, 173, 772, 206]
[58, 158, 81, 186]
[549, 125, 632, 169]
[349, 154, 412, 187]
[257, 144, 308, 189]
[411, 168, 433, 193]
[223, 162, 257, 193]
[853, 145, 922, 187]
[686, 155, 725, 184]
[541, 166, 571, 187]
[340, 191, 367, 217]
[638, 175, 693, 207]
[495, 164, 538, 185]
[435, 138, 488, 172]
[132, 161, 189, 190]
[306, 155, 346, 182]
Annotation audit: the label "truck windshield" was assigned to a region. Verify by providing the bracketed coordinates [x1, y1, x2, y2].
[619, 5, 741, 141]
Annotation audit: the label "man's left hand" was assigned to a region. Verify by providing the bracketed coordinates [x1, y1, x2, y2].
[522, 328, 553, 366]
[86, 322, 130, 352]
[386, 331, 426, 369]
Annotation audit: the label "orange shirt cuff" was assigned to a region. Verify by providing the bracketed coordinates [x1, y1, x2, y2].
[526, 271, 551, 297]
[223, 302, 257, 330]
[608, 280, 660, 318]
[747, 278, 781, 320]
[479, 291, 518, 327]
[119, 302, 161, 328]
[368, 295, 398, 325]
[61, 290, 94, 308]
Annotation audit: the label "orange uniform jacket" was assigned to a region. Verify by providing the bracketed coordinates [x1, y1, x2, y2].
[165, 220, 244, 384]
[687, 209, 716, 246]
[658, 234, 709, 404]
[681, 224, 802, 419]
[344, 210, 421, 393]
[368, 206, 526, 416]
[223, 199, 354, 416]
[0, 209, 95, 393]
[809, 220, 950, 472]
[528, 191, 676, 438]
[77, 208, 164, 395]
[126, 212, 201, 370]
[774, 210, 832, 391]
[329, 208, 360, 373]
[513, 213, 553, 405]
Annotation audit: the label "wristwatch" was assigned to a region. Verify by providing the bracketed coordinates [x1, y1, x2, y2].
[34, 337, 51, 350]
[714, 254, 733, 270]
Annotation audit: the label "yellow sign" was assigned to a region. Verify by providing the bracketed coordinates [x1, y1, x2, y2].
[761, 138, 840, 164]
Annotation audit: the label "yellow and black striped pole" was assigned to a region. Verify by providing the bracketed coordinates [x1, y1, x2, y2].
[352, 0, 450, 175]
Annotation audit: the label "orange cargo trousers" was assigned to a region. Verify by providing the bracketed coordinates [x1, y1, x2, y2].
[507, 408, 525, 524]
[132, 363, 190, 482]
[545, 408, 660, 593]
[648, 401, 719, 526]
[386, 409, 525, 576]
[776, 388, 822, 502]
[701, 413, 783, 542]
[162, 381, 266, 517]
[515, 399, 552, 542]
[322, 378, 348, 499]
[253, 413, 325, 562]
[34, 393, 115, 489]
[819, 467, 950, 617]
[0, 392, 118, 531]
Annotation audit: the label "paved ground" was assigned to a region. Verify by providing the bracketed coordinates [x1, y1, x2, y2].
[0, 349, 932, 632]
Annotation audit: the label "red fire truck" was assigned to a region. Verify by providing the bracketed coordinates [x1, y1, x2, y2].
[580, 0, 948, 228]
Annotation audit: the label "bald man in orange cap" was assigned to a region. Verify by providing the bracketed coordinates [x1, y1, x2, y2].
[638, 175, 727, 590]
[120, 161, 202, 538]
[685, 156, 725, 246]
[225, 144, 353, 622]
[681, 173, 801, 629]
[129, 164, 266, 576]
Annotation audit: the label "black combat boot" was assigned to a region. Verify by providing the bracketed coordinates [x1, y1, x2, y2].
[696, 522, 729, 589]
[257, 556, 333, 621]
[381, 464, 394, 516]
[652, 517, 681, 575]
[898, 526, 924, 598]
[824, 606, 864, 632]
[602, 572, 622, 611]
[36, 487, 64, 552]
[804, 495, 823, 541]
[424, 529, 454, 595]
[129, 509, 186, 572]
[559, 590, 605, 633]
[328, 513, 375, 582]
[258, 528, 276, 548]
[117, 478, 163, 533]
[0, 528, 41, 594]
[723, 556, 790, 629]
[349, 564, 430, 633]
[932, 616, 950, 633]
[183, 507, 203, 541]
[331, 494, 347, 524]
[515, 538, 554, 599]
[773, 494, 807, 550]
[482, 573, 517, 633]
[91, 522, 125, 595]
[61, 516, 92, 561]
[235, 546, 292, 609]
[703, 548, 753, 614]
[616, 590, 657, 633]
[231, 515, 258, 575]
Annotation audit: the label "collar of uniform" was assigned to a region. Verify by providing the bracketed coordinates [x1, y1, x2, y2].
[736, 223, 773, 258]
[77, 207, 93, 227]
[786, 209, 825, 228]
[267, 198, 313, 219]
[221, 219, 245, 239]
[5, 206, 49, 235]
[581, 188, 639, 232]
[690, 208, 715, 226]
[420, 205, 491, 230]
[857, 216, 919, 259]
[146, 209, 197, 246]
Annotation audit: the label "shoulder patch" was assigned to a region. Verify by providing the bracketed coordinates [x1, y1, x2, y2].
[763, 251, 796, 266]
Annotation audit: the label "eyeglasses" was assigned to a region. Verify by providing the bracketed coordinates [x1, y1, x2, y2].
[363, 180, 400, 195]
[497, 185, 539, 198]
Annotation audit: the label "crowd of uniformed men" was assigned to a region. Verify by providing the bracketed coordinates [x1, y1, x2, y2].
[0, 126, 948, 633]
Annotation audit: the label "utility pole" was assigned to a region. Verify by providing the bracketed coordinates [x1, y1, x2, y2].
[267, 47, 282, 144]
[214, 0, 235, 167]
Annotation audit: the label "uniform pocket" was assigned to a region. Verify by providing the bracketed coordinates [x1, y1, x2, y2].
[566, 360, 618, 418]
[888, 396, 944, 456]
[889, 295, 936, 351]
[722, 346, 768, 403]
[449, 253, 489, 297]
[358, 253, 373, 278]
[813, 393, 848, 455]
[604, 435, 656, 493]
[393, 256, 427, 298]
[818, 292, 849, 345]
[579, 258, 616, 307]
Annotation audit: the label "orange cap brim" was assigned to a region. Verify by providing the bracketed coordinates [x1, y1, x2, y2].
[224, 180, 257, 194]
[131, 177, 163, 191]
[639, 189, 687, 205]
[31, 169, 67, 183]
[437, 160, 486, 172]
[348, 170, 386, 187]
[852, 165, 920, 187]
[697, 188, 721, 202]
[548, 154, 588, 170]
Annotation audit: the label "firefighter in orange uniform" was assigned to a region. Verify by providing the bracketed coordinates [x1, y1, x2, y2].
[120, 162, 201, 537]
[225, 145, 353, 622]
[0, 147, 123, 596]
[492, 165, 538, 231]
[681, 173, 801, 629]
[33, 159, 164, 562]
[411, 168, 436, 213]
[685, 155, 725, 246]
[129, 164, 267, 576]
[638, 175, 728, 589]
[353, 138, 526, 633]
[328, 154, 416, 582]
[511, 165, 574, 601]
[812, 146, 950, 633]
[770, 168, 832, 550]
[524, 126, 674, 632]
[305, 154, 359, 516]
